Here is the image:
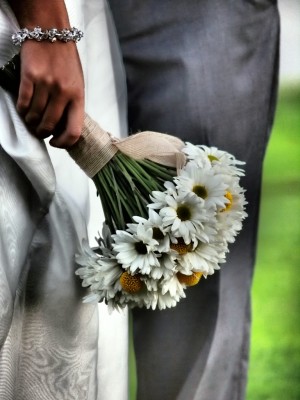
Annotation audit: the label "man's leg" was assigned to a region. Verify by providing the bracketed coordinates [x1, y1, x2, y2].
[109, 1, 279, 398]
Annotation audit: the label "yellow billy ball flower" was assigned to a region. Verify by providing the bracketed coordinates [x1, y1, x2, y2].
[177, 271, 203, 286]
[221, 191, 233, 212]
[120, 272, 143, 294]
[170, 238, 193, 255]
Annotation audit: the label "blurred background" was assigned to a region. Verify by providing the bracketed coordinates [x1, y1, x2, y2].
[246, 1, 300, 399]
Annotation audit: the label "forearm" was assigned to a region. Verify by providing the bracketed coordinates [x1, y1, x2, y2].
[8, 0, 71, 28]
[7, 0, 85, 148]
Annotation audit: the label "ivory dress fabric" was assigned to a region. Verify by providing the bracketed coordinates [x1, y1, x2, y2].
[0, 1, 128, 399]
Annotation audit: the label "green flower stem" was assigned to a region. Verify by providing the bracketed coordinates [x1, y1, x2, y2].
[95, 156, 151, 231]
[127, 158, 167, 186]
[93, 151, 171, 232]
[108, 163, 126, 229]
[92, 175, 114, 228]
[137, 159, 176, 182]
[115, 172, 148, 218]
[115, 156, 157, 194]
[126, 160, 160, 192]
[112, 177, 138, 215]
[122, 156, 155, 181]
[94, 169, 124, 230]
[93, 181, 116, 231]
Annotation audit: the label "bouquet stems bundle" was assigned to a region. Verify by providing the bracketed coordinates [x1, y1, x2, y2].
[67, 113, 182, 233]
[0, 54, 247, 311]
[94, 154, 176, 231]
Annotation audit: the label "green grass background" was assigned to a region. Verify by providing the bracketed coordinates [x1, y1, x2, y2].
[129, 86, 300, 400]
[246, 85, 300, 400]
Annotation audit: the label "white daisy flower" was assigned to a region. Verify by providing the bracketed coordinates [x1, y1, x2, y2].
[148, 181, 177, 210]
[112, 225, 160, 275]
[138, 274, 186, 310]
[148, 190, 168, 210]
[128, 210, 171, 253]
[128, 216, 176, 279]
[176, 161, 229, 209]
[145, 283, 185, 310]
[161, 275, 186, 298]
[155, 293, 179, 310]
[96, 258, 123, 289]
[177, 240, 228, 277]
[141, 276, 159, 292]
[102, 272, 150, 312]
[182, 142, 211, 169]
[159, 191, 209, 244]
[124, 293, 149, 310]
[147, 209, 171, 252]
[151, 251, 178, 279]
[104, 290, 142, 312]
[75, 241, 115, 287]
[75, 241, 124, 306]
[153, 276, 186, 310]
[112, 274, 177, 311]
[216, 178, 248, 243]
[198, 145, 245, 177]
[82, 292, 102, 304]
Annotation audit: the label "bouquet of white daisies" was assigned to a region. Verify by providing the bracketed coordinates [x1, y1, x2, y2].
[76, 143, 247, 311]
[0, 54, 247, 311]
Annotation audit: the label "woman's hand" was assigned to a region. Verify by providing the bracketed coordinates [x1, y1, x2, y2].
[8, 0, 85, 148]
[17, 40, 84, 148]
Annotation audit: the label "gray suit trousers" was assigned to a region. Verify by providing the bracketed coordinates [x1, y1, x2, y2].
[108, 1, 280, 399]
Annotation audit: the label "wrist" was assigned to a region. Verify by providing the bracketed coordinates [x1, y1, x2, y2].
[12, 27, 84, 46]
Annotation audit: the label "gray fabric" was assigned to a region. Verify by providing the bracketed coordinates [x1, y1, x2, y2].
[108, 1, 280, 399]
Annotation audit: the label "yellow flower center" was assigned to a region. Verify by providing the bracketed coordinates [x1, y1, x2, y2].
[208, 155, 219, 162]
[177, 271, 203, 286]
[170, 238, 193, 255]
[221, 191, 233, 212]
[120, 272, 143, 293]
[192, 184, 208, 199]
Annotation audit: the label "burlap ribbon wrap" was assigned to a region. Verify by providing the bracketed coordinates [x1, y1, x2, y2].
[67, 113, 186, 178]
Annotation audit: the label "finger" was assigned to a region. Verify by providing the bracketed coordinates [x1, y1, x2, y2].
[17, 76, 34, 116]
[24, 84, 49, 127]
[50, 100, 84, 148]
[36, 96, 66, 139]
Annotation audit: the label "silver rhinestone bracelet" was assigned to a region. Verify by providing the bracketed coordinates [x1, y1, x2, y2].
[12, 26, 84, 46]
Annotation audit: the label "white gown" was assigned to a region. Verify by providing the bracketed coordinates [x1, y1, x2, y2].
[0, 1, 128, 399]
